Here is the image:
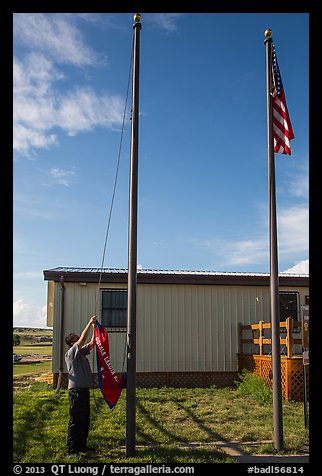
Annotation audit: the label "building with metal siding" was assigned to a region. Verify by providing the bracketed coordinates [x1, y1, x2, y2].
[43, 267, 309, 387]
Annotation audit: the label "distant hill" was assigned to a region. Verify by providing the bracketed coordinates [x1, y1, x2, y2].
[13, 328, 53, 346]
[13, 327, 53, 335]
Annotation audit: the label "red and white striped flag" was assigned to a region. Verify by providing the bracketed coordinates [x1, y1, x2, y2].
[271, 44, 294, 155]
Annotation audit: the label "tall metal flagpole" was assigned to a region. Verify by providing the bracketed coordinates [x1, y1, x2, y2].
[126, 13, 142, 457]
[264, 29, 284, 452]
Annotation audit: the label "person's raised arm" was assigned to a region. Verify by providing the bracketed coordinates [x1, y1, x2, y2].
[89, 319, 96, 350]
[76, 315, 96, 349]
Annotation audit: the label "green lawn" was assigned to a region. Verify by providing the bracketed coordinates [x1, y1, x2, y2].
[13, 342, 52, 380]
[13, 382, 308, 464]
[14, 344, 52, 356]
[13, 361, 52, 379]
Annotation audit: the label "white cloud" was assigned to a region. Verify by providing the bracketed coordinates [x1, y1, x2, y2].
[278, 206, 309, 254]
[196, 237, 268, 268]
[49, 167, 76, 187]
[225, 239, 268, 266]
[57, 87, 124, 135]
[13, 54, 124, 157]
[283, 259, 309, 274]
[13, 15, 124, 158]
[288, 174, 309, 199]
[13, 54, 61, 155]
[13, 13, 101, 66]
[224, 204, 309, 267]
[13, 123, 58, 157]
[145, 13, 183, 32]
[13, 299, 48, 328]
[192, 203, 308, 270]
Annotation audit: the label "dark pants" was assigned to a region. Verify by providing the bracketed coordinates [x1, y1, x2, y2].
[67, 388, 90, 452]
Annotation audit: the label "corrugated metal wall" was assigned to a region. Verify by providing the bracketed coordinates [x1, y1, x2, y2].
[51, 281, 308, 373]
[136, 284, 271, 372]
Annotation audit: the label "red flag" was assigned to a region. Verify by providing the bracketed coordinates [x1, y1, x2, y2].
[94, 321, 126, 409]
[271, 44, 294, 155]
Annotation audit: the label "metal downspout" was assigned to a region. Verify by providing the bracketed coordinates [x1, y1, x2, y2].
[55, 275, 65, 394]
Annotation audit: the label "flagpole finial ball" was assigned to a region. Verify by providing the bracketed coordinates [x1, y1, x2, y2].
[134, 13, 141, 23]
[265, 29, 272, 39]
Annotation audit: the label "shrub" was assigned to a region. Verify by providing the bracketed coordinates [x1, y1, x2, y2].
[13, 334, 21, 346]
[236, 369, 273, 404]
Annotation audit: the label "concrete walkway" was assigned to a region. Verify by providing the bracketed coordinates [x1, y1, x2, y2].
[124, 441, 309, 463]
[233, 454, 309, 463]
[212, 440, 309, 463]
[175, 440, 309, 463]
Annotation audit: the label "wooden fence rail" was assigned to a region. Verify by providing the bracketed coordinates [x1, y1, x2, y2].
[238, 317, 302, 357]
[238, 317, 308, 401]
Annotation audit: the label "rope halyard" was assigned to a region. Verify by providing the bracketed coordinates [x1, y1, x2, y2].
[94, 45, 133, 317]
[91, 43, 133, 414]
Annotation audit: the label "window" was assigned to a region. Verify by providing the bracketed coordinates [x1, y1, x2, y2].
[279, 292, 299, 331]
[101, 288, 127, 330]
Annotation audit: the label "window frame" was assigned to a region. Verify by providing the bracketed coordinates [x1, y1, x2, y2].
[101, 288, 127, 332]
[279, 291, 300, 333]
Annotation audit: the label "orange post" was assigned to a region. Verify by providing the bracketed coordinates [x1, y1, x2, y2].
[259, 320, 263, 356]
[286, 317, 293, 358]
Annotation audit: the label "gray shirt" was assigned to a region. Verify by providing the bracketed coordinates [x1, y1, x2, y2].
[65, 342, 92, 390]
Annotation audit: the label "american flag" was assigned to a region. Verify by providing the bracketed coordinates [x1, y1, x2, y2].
[271, 44, 294, 155]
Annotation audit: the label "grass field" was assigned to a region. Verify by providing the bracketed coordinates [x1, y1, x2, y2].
[13, 361, 52, 379]
[13, 377, 308, 464]
[13, 340, 52, 380]
[13, 338, 52, 381]
[13, 326, 53, 380]
[13, 345, 52, 356]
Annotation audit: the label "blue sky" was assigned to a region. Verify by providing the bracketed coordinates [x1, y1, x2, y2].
[13, 13, 309, 327]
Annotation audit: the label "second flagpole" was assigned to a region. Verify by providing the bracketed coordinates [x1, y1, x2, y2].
[264, 28, 284, 452]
